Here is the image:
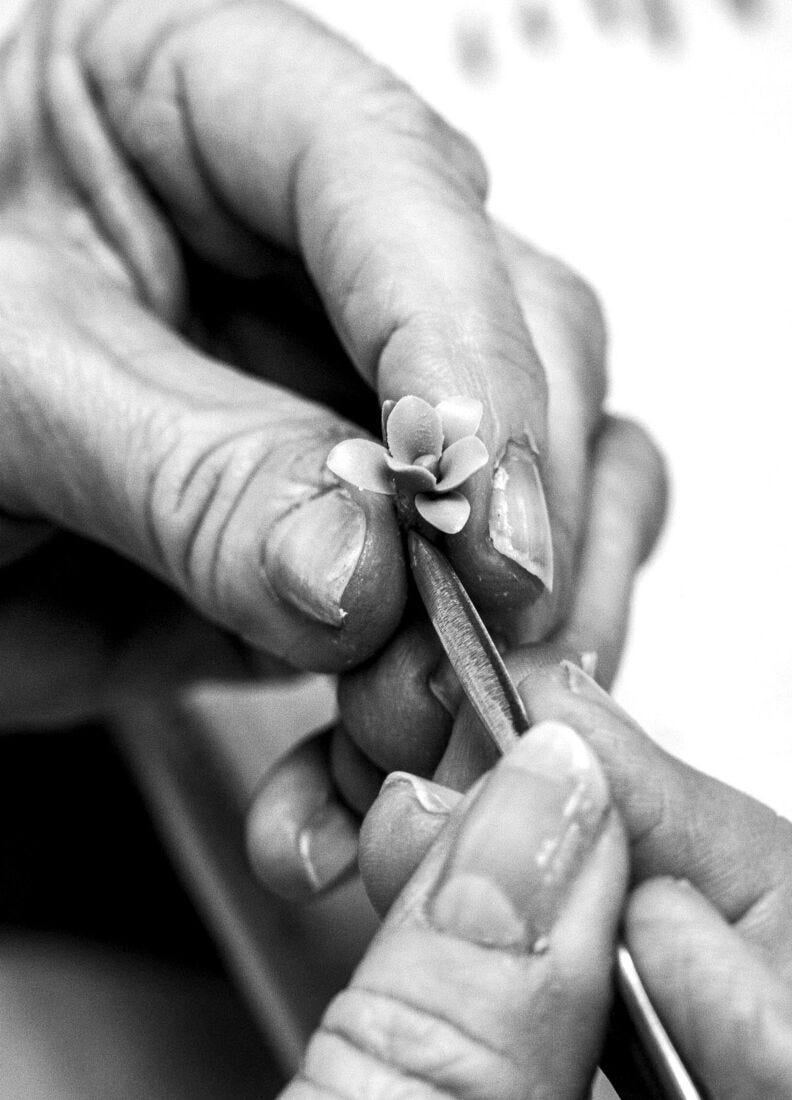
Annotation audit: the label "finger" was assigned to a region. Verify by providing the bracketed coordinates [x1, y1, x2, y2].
[337, 243, 613, 780]
[337, 618, 454, 778]
[357, 648, 586, 913]
[495, 228, 608, 642]
[516, 659, 792, 965]
[286, 722, 627, 1099]
[359, 773, 461, 916]
[554, 413, 667, 688]
[0, 232, 406, 673]
[56, 0, 555, 621]
[433, 411, 665, 792]
[245, 728, 361, 901]
[329, 724, 384, 818]
[245, 720, 384, 898]
[627, 878, 792, 1099]
[246, 726, 360, 900]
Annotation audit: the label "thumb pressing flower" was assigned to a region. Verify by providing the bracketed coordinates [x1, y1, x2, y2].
[326, 395, 489, 535]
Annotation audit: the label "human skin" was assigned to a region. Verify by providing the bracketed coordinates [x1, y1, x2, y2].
[249, 412, 666, 896]
[284, 720, 630, 1099]
[0, 0, 663, 852]
[359, 660, 792, 1098]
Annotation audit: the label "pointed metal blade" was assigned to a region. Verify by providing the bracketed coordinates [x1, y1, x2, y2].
[407, 530, 528, 755]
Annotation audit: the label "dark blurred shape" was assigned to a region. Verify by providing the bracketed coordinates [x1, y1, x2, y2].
[0, 725, 285, 1096]
[514, 1, 557, 49]
[588, 0, 628, 30]
[640, 0, 680, 45]
[731, 0, 766, 20]
[585, 0, 765, 39]
[0, 726, 210, 958]
[454, 10, 498, 81]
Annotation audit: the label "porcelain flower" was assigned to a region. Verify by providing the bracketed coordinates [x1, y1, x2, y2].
[326, 395, 489, 534]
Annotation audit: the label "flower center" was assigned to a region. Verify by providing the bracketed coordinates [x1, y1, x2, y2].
[413, 453, 440, 477]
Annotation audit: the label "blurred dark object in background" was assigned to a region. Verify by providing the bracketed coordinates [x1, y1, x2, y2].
[0, 725, 214, 961]
[0, 725, 284, 1098]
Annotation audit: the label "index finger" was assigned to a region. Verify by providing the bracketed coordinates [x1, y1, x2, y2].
[515, 659, 792, 962]
[55, 0, 553, 613]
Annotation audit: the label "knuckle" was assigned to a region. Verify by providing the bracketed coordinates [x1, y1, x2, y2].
[317, 70, 488, 200]
[508, 234, 608, 356]
[502, 234, 609, 411]
[728, 985, 792, 1070]
[143, 412, 252, 602]
[314, 986, 518, 1096]
[552, 264, 608, 396]
[379, 86, 488, 197]
[142, 411, 271, 621]
[144, 408, 347, 637]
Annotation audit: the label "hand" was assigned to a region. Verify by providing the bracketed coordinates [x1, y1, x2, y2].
[281, 720, 627, 1099]
[248, 412, 665, 897]
[362, 652, 792, 1097]
[1, 0, 629, 730]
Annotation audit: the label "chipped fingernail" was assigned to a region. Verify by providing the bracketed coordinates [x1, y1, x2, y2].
[381, 771, 459, 815]
[489, 440, 553, 592]
[428, 720, 608, 950]
[262, 490, 366, 627]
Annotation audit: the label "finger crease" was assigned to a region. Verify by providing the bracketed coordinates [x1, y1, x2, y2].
[310, 1024, 454, 1098]
[348, 984, 522, 1068]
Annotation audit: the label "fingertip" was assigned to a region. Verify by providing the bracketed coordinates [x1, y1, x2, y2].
[245, 731, 359, 900]
[360, 772, 458, 915]
[625, 876, 710, 946]
[260, 488, 407, 672]
[449, 445, 551, 622]
[331, 490, 407, 651]
[338, 619, 452, 776]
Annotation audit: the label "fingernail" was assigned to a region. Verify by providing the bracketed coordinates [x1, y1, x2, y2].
[489, 440, 554, 592]
[262, 490, 366, 627]
[562, 660, 620, 708]
[580, 651, 598, 678]
[428, 659, 464, 716]
[381, 771, 458, 815]
[298, 804, 359, 892]
[428, 720, 609, 950]
[561, 661, 639, 731]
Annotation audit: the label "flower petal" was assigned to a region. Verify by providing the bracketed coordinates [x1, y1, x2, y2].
[386, 396, 443, 463]
[327, 439, 395, 494]
[436, 396, 483, 446]
[435, 436, 489, 492]
[385, 456, 437, 493]
[415, 491, 471, 534]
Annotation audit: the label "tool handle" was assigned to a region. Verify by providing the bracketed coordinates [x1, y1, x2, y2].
[602, 944, 706, 1099]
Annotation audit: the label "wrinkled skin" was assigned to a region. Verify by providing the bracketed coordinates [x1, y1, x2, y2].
[0, 2, 663, 790]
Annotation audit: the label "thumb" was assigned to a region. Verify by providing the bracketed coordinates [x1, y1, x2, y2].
[285, 722, 627, 1099]
[0, 235, 405, 671]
